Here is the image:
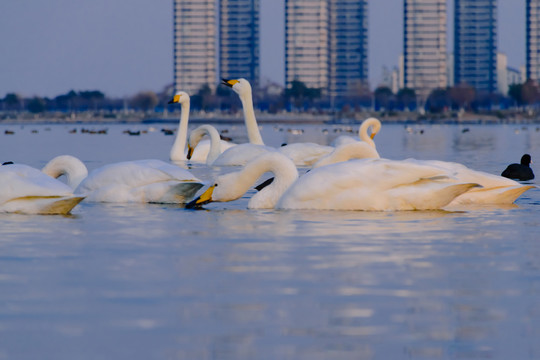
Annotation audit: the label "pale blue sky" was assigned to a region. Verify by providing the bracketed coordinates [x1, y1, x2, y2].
[0, 0, 525, 98]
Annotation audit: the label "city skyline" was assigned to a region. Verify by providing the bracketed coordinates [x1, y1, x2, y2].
[0, 0, 526, 98]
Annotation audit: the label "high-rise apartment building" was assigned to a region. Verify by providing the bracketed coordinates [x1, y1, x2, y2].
[527, 0, 540, 81]
[285, 0, 368, 99]
[173, 0, 217, 93]
[285, 0, 329, 90]
[403, 0, 447, 101]
[328, 0, 369, 98]
[454, 0, 497, 93]
[220, 0, 260, 86]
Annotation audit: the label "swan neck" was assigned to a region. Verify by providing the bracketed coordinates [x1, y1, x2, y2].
[170, 102, 190, 161]
[243, 154, 298, 208]
[42, 156, 88, 189]
[200, 126, 222, 165]
[359, 119, 380, 148]
[240, 94, 264, 145]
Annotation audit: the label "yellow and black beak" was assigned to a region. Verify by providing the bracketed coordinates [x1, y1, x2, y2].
[370, 131, 378, 140]
[221, 78, 239, 88]
[185, 185, 215, 209]
[187, 144, 194, 160]
[168, 93, 181, 104]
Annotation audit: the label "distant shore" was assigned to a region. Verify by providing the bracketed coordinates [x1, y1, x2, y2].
[2, 110, 540, 125]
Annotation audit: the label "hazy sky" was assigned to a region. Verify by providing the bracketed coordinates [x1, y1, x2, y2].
[0, 0, 525, 98]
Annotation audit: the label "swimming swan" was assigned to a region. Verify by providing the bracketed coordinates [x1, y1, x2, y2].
[186, 152, 478, 211]
[167, 91, 235, 162]
[0, 163, 84, 214]
[331, 117, 382, 150]
[311, 143, 533, 205]
[42, 155, 204, 203]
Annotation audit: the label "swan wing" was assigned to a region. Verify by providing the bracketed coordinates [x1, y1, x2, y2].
[276, 159, 477, 210]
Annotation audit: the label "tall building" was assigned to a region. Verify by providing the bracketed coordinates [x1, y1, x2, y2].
[527, 0, 540, 81]
[328, 0, 369, 98]
[220, 0, 260, 86]
[173, 0, 217, 93]
[403, 0, 447, 101]
[285, 0, 329, 90]
[284, 0, 368, 99]
[454, 0, 497, 93]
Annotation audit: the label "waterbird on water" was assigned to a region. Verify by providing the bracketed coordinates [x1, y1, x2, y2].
[501, 154, 534, 181]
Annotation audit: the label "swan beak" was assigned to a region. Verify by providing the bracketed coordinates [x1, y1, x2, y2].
[168, 94, 181, 104]
[187, 145, 194, 160]
[185, 185, 215, 209]
[370, 131, 378, 140]
[221, 78, 238, 88]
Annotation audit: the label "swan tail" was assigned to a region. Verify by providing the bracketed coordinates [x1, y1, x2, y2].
[451, 185, 535, 205]
[40, 196, 85, 214]
[415, 183, 479, 209]
[3, 196, 85, 215]
[158, 182, 204, 203]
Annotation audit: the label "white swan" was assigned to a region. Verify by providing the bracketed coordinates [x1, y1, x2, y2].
[187, 124, 275, 166]
[311, 143, 534, 205]
[42, 155, 204, 203]
[331, 117, 382, 149]
[167, 91, 235, 162]
[0, 163, 84, 214]
[402, 159, 535, 205]
[186, 152, 478, 211]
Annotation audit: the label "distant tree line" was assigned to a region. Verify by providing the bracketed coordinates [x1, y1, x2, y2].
[2, 79, 540, 116]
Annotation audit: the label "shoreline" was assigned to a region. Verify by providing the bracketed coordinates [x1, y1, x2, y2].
[1, 111, 540, 125]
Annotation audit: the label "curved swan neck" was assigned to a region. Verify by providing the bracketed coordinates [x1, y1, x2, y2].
[170, 101, 190, 161]
[42, 155, 88, 189]
[359, 118, 381, 148]
[239, 92, 264, 145]
[190, 125, 222, 165]
[243, 154, 298, 208]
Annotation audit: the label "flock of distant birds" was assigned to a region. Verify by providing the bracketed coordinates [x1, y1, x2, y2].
[0, 78, 535, 215]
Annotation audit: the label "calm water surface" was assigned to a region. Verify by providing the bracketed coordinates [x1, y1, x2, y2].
[0, 122, 539, 360]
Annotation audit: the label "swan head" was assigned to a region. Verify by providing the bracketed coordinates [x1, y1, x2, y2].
[186, 171, 246, 208]
[362, 117, 382, 140]
[167, 91, 190, 105]
[221, 78, 252, 98]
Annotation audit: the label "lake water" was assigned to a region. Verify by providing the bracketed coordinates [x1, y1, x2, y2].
[0, 121, 539, 360]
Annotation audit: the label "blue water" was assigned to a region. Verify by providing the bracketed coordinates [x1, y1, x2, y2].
[0, 122, 539, 359]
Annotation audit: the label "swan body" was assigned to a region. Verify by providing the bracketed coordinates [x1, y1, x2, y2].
[313, 141, 380, 168]
[278, 143, 334, 167]
[332, 117, 382, 148]
[43, 155, 204, 203]
[167, 91, 235, 162]
[212, 143, 277, 166]
[187, 153, 478, 211]
[0, 163, 84, 214]
[309, 142, 533, 205]
[403, 159, 535, 205]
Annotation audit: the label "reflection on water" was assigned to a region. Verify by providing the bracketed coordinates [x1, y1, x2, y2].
[0, 123, 539, 359]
